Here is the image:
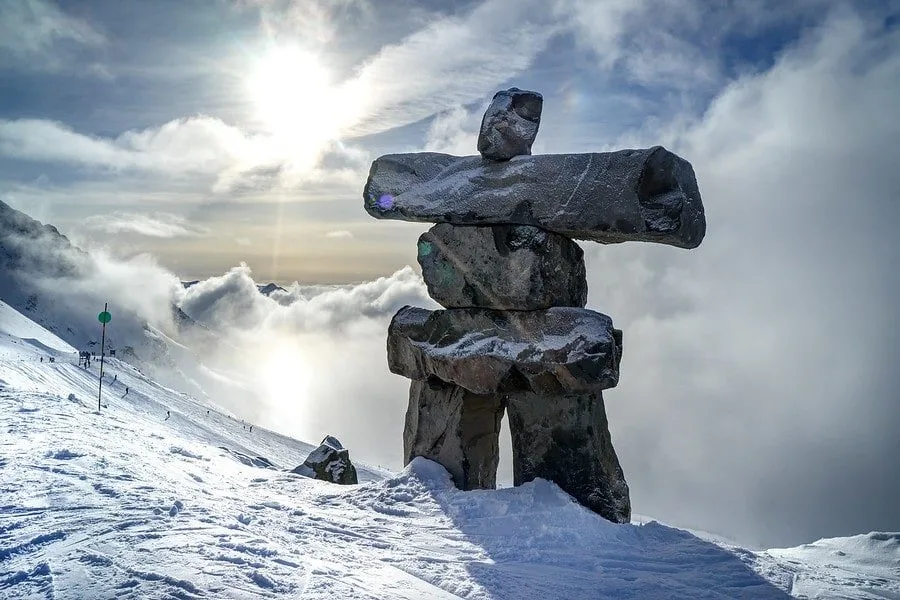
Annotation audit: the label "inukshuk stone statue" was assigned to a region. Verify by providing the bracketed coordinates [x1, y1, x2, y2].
[363, 88, 706, 523]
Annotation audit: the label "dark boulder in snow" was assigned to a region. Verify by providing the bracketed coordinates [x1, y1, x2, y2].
[477, 87, 543, 161]
[292, 436, 358, 485]
[507, 389, 631, 523]
[404, 378, 504, 490]
[417, 223, 587, 310]
[387, 306, 623, 395]
[363, 147, 705, 249]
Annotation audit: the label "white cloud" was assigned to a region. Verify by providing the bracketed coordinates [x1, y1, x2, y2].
[0, 117, 372, 195]
[173, 263, 436, 462]
[555, 0, 838, 89]
[339, 0, 562, 138]
[0, 117, 258, 174]
[324, 230, 354, 239]
[576, 5, 900, 547]
[178, 264, 272, 330]
[423, 104, 483, 155]
[81, 212, 209, 238]
[235, 237, 252, 246]
[0, 0, 105, 71]
[178, 263, 433, 333]
[238, 0, 372, 46]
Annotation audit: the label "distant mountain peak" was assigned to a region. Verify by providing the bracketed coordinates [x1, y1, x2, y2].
[0, 199, 87, 277]
[180, 280, 287, 297]
[257, 283, 287, 296]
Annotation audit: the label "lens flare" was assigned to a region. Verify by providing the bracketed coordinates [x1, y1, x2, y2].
[376, 194, 393, 210]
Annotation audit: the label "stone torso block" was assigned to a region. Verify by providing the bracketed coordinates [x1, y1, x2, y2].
[418, 223, 587, 310]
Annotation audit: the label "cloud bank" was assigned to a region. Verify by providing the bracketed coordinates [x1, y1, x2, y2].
[575, 7, 900, 548]
[81, 212, 210, 238]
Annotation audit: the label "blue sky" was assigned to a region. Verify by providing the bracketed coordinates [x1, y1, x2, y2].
[3, 0, 888, 282]
[2, 0, 900, 547]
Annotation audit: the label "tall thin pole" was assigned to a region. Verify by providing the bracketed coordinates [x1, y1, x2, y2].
[98, 302, 107, 411]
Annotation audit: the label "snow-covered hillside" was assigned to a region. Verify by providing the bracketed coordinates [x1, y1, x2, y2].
[0, 200, 267, 419]
[1, 302, 898, 599]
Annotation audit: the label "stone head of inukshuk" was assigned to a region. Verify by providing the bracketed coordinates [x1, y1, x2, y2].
[363, 88, 706, 524]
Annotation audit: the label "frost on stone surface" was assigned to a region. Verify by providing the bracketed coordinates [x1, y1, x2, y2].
[294, 435, 358, 485]
[388, 306, 622, 395]
[364, 147, 706, 249]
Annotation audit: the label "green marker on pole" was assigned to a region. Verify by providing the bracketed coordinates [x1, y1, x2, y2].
[97, 303, 111, 411]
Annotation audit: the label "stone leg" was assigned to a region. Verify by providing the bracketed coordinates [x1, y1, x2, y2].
[404, 378, 504, 490]
[506, 390, 631, 523]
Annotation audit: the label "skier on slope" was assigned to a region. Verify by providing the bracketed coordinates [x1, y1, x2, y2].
[164, 410, 170, 421]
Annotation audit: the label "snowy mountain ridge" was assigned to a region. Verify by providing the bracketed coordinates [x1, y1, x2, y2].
[0, 200, 269, 419]
[1, 300, 898, 599]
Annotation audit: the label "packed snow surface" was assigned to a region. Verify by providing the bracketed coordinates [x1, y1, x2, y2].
[1, 300, 898, 599]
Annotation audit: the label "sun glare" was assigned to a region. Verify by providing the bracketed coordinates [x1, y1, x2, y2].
[259, 342, 313, 412]
[248, 46, 339, 149]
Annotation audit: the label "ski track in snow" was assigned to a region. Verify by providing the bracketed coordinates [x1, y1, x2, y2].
[1, 300, 898, 599]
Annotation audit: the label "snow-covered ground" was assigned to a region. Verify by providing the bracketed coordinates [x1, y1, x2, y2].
[1, 300, 898, 599]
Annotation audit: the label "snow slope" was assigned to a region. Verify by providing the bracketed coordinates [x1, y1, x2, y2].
[0, 300, 76, 356]
[1, 305, 898, 599]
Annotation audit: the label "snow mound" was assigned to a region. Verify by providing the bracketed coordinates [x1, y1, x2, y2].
[757, 532, 900, 598]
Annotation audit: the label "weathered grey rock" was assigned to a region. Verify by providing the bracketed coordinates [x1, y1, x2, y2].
[418, 224, 587, 310]
[507, 390, 630, 523]
[388, 306, 623, 395]
[292, 435, 358, 485]
[364, 146, 705, 249]
[477, 87, 543, 161]
[404, 378, 504, 490]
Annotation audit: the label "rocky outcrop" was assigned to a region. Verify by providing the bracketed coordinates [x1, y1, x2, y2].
[418, 224, 587, 310]
[0, 199, 87, 277]
[388, 306, 622, 395]
[258, 283, 287, 296]
[365, 87, 705, 521]
[507, 390, 630, 523]
[364, 146, 705, 249]
[477, 87, 543, 160]
[404, 378, 504, 490]
[292, 436, 358, 485]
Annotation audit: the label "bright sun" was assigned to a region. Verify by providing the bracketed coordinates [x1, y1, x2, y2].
[248, 46, 338, 145]
[259, 341, 312, 412]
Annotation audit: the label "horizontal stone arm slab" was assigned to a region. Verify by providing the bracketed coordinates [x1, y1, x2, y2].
[387, 306, 623, 395]
[364, 146, 705, 249]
